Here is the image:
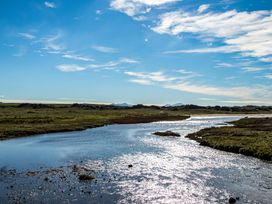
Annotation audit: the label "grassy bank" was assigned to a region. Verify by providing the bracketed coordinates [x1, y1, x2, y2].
[186, 117, 272, 161]
[0, 103, 189, 140]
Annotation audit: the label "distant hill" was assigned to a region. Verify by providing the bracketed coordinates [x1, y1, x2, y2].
[111, 103, 133, 107]
[164, 103, 184, 107]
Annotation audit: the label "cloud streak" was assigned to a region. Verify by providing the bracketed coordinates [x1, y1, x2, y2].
[110, 0, 179, 16]
[264, 74, 272, 79]
[125, 70, 272, 104]
[57, 64, 87, 72]
[44, 1, 56, 8]
[57, 58, 139, 72]
[242, 67, 265, 73]
[62, 54, 93, 62]
[18, 33, 36, 40]
[89, 58, 139, 69]
[197, 4, 210, 13]
[92, 45, 118, 53]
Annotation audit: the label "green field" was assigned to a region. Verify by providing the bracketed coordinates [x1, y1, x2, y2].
[186, 117, 272, 161]
[0, 103, 189, 140]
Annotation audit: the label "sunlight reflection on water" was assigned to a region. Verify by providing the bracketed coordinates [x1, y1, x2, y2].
[83, 116, 272, 203]
[0, 116, 271, 203]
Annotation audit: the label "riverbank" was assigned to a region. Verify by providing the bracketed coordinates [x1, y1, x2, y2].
[0, 104, 189, 140]
[186, 117, 272, 161]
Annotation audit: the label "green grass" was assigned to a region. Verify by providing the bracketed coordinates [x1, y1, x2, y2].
[0, 104, 189, 140]
[186, 117, 272, 161]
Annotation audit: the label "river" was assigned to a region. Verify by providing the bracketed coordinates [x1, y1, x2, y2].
[0, 116, 271, 203]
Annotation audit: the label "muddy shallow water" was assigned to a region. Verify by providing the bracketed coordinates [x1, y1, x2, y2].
[0, 116, 271, 203]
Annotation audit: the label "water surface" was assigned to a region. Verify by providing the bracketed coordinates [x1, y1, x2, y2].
[0, 116, 271, 203]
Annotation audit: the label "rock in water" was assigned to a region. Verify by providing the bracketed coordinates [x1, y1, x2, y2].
[229, 197, 236, 203]
[153, 131, 180, 137]
[78, 174, 95, 181]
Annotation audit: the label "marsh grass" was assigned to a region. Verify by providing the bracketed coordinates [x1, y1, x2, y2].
[186, 117, 272, 161]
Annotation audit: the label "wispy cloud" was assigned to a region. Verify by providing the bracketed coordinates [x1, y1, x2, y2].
[216, 62, 234, 68]
[164, 83, 248, 98]
[260, 57, 272, 63]
[129, 79, 153, 85]
[62, 54, 93, 62]
[125, 68, 200, 85]
[197, 4, 210, 13]
[125, 71, 177, 83]
[41, 33, 64, 53]
[89, 58, 139, 69]
[153, 10, 272, 59]
[164, 46, 239, 54]
[125, 69, 272, 104]
[199, 97, 216, 101]
[92, 45, 118, 53]
[18, 32, 36, 40]
[242, 67, 265, 73]
[44, 1, 56, 8]
[96, 10, 102, 15]
[264, 74, 272, 79]
[57, 64, 87, 72]
[57, 57, 139, 72]
[110, 0, 179, 16]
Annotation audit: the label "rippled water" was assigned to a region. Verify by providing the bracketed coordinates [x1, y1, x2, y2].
[0, 116, 271, 203]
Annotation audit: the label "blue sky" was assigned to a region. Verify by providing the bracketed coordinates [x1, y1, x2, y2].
[0, 0, 271, 105]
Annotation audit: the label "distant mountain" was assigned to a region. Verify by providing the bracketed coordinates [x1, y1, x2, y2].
[164, 103, 184, 107]
[111, 103, 133, 107]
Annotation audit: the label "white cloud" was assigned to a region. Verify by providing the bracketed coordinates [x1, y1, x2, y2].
[119, 57, 139, 64]
[96, 10, 102, 15]
[57, 64, 86, 72]
[89, 58, 139, 69]
[242, 67, 265, 72]
[62, 54, 93, 62]
[164, 83, 254, 98]
[216, 63, 234, 68]
[92, 45, 118, 53]
[125, 71, 177, 82]
[176, 69, 195, 74]
[264, 74, 272, 79]
[110, 0, 179, 16]
[260, 57, 272, 63]
[164, 46, 239, 54]
[44, 1, 56, 8]
[57, 57, 138, 72]
[125, 69, 200, 85]
[42, 33, 64, 52]
[197, 4, 210, 13]
[18, 33, 36, 40]
[129, 79, 153, 85]
[199, 97, 216, 101]
[153, 10, 272, 59]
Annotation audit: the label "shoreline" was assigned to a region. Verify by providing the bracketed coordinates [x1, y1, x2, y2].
[186, 117, 272, 161]
[2, 112, 272, 141]
[189, 113, 272, 117]
[0, 114, 190, 141]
